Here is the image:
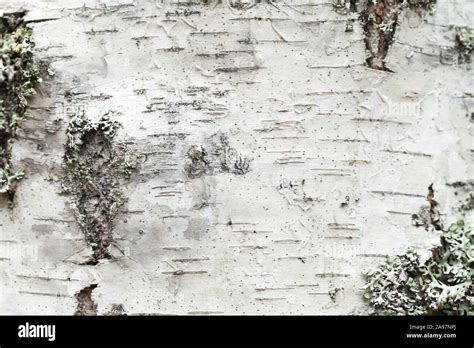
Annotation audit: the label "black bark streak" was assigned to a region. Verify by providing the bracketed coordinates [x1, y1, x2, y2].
[362, 0, 400, 71]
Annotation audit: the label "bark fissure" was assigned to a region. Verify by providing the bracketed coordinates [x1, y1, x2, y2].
[74, 284, 97, 316]
[361, 0, 436, 71]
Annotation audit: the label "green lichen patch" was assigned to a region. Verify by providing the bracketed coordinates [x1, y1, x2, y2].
[363, 220, 473, 315]
[361, 0, 436, 71]
[0, 11, 41, 205]
[62, 113, 139, 264]
[455, 26, 473, 64]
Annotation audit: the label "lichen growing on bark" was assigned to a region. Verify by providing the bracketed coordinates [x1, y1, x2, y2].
[455, 26, 473, 64]
[361, 0, 436, 70]
[412, 184, 443, 231]
[185, 132, 252, 179]
[0, 11, 41, 205]
[363, 220, 473, 315]
[61, 113, 139, 264]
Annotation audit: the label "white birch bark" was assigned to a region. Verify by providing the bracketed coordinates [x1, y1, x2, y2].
[0, 0, 472, 314]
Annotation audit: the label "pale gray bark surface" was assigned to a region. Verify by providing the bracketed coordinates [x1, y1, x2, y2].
[0, 0, 472, 314]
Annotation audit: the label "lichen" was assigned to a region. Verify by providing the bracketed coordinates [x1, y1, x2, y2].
[455, 26, 473, 64]
[412, 184, 443, 231]
[361, 0, 436, 70]
[0, 11, 41, 205]
[363, 220, 473, 315]
[61, 112, 139, 264]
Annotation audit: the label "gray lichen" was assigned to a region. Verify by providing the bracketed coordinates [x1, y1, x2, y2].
[185, 132, 252, 179]
[0, 11, 41, 205]
[363, 220, 473, 315]
[61, 113, 139, 264]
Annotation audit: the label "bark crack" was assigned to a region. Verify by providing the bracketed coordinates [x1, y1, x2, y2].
[360, 0, 436, 71]
[74, 284, 97, 316]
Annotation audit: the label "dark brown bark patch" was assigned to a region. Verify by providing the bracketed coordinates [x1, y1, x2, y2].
[360, 0, 436, 71]
[75, 284, 98, 316]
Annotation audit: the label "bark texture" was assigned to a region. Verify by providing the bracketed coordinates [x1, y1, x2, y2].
[0, 0, 472, 315]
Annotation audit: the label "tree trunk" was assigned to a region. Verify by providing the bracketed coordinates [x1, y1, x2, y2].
[0, 0, 472, 315]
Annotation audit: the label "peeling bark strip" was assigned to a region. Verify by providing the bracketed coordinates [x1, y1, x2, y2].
[361, 0, 436, 71]
[185, 132, 252, 178]
[62, 113, 139, 264]
[0, 11, 41, 206]
[75, 284, 97, 316]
